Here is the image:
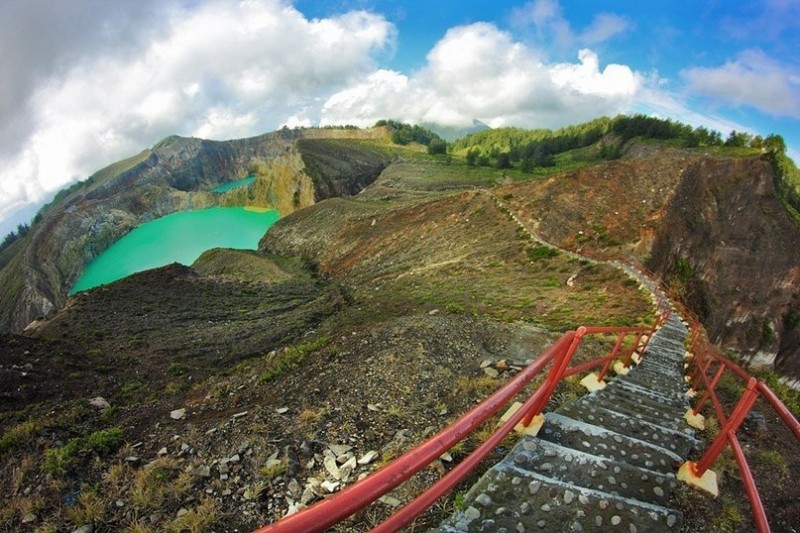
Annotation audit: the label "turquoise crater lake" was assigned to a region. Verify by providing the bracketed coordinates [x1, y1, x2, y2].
[211, 176, 257, 193]
[70, 207, 279, 294]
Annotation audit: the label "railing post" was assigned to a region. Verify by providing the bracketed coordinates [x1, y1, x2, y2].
[598, 331, 626, 381]
[693, 364, 726, 416]
[622, 331, 644, 367]
[694, 378, 759, 476]
[691, 354, 713, 391]
[522, 327, 586, 427]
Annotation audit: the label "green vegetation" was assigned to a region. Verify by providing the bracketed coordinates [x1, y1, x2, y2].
[375, 119, 446, 149]
[168, 362, 190, 377]
[0, 420, 40, 458]
[758, 449, 788, 475]
[784, 309, 800, 330]
[526, 245, 559, 261]
[43, 427, 124, 473]
[674, 257, 694, 284]
[258, 336, 330, 383]
[754, 370, 800, 415]
[0, 223, 30, 254]
[768, 145, 800, 225]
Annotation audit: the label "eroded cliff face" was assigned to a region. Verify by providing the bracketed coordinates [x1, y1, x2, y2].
[0, 130, 390, 333]
[484, 147, 800, 378]
[647, 156, 800, 377]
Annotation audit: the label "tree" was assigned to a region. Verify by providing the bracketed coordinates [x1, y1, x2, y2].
[465, 149, 478, 167]
[427, 138, 447, 155]
[725, 130, 752, 147]
[495, 152, 512, 169]
[520, 157, 534, 173]
[763, 134, 786, 154]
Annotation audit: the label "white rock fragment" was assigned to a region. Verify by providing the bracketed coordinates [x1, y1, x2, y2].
[339, 456, 357, 482]
[483, 367, 499, 378]
[324, 456, 341, 480]
[89, 397, 110, 410]
[320, 480, 340, 493]
[357, 450, 379, 465]
[170, 408, 186, 420]
[329, 444, 352, 456]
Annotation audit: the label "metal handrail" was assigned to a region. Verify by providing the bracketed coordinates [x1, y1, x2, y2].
[685, 331, 800, 533]
[255, 317, 664, 532]
[255, 250, 799, 532]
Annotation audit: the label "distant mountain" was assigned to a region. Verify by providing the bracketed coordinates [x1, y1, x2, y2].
[423, 119, 490, 141]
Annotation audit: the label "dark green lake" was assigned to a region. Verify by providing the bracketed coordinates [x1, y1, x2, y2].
[70, 207, 279, 294]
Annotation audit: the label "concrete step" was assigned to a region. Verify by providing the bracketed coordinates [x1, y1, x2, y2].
[501, 438, 680, 506]
[560, 400, 698, 457]
[590, 392, 687, 432]
[593, 388, 687, 422]
[537, 413, 683, 474]
[604, 379, 688, 408]
[436, 308, 693, 532]
[435, 462, 683, 532]
[596, 379, 686, 410]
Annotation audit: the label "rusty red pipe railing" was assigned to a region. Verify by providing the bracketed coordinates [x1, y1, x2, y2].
[693, 364, 726, 416]
[693, 378, 759, 476]
[521, 327, 585, 427]
[254, 333, 575, 533]
[756, 382, 800, 440]
[373, 376, 553, 532]
[257, 319, 660, 532]
[685, 331, 800, 533]
[728, 434, 769, 533]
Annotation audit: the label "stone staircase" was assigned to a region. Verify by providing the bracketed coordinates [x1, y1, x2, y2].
[437, 313, 697, 532]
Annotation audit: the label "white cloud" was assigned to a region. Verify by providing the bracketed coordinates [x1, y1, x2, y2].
[321, 23, 641, 129]
[512, 0, 629, 49]
[580, 14, 630, 45]
[0, 0, 392, 226]
[682, 50, 800, 117]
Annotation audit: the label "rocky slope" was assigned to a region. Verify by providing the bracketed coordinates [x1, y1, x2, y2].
[0, 129, 391, 333]
[1, 138, 799, 531]
[648, 156, 800, 378]
[495, 146, 800, 380]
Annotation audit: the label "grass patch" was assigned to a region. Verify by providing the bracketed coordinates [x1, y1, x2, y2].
[167, 497, 218, 532]
[526, 246, 559, 262]
[0, 419, 40, 458]
[43, 427, 124, 474]
[167, 362, 190, 377]
[759, 449, 788, 475]
[754, 370, 800, 415]
[258, 336, 330, 383]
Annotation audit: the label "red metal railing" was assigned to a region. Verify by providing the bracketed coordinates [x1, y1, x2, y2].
[255, 252, 799, 532]
[683, 322, 800, 533]
[255, 312, 668, 532]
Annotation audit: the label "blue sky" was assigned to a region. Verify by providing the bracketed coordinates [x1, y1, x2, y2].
[1, 0, 799, 235]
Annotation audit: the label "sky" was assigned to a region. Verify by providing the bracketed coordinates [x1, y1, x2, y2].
[1, 0, 799, 236]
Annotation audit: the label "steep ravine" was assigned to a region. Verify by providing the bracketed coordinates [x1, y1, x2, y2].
[647, 156, 800, 378]
[0, 130, 390, 333]
[492, 148, 800, 379]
